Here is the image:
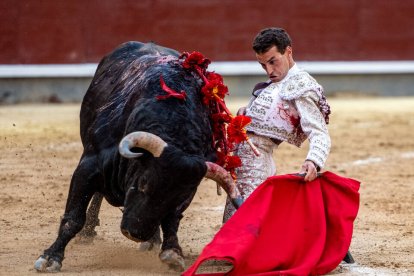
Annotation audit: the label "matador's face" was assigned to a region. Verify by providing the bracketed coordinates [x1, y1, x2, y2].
[256, 45, 294, 83]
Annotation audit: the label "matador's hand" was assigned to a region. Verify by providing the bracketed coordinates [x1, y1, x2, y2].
[299, 160, 318, 182]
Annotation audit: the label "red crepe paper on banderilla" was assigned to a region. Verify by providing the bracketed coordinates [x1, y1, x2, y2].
[183, 171, 360, 276]
[157, 75, 187, 101]
[158, 51, 259, 180]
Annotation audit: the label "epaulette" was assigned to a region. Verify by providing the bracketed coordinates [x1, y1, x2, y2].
[280, 72, 322, 101]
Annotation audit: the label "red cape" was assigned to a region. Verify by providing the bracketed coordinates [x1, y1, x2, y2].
[183, 171, 360, 276]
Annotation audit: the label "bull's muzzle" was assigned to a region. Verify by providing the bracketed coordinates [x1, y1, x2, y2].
[120, 216, 157, 242]
[121, 228, 144, 243]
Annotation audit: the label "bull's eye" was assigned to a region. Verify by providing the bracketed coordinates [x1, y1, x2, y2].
[138, 182, 148, 193]
[137, 175, 150, 194]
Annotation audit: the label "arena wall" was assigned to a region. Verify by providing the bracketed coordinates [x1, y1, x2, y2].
[2, 0, 414, 63]
[1, 0, 413, 102]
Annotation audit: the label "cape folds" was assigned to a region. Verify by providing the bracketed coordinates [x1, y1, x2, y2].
[183, 171, 360, 276]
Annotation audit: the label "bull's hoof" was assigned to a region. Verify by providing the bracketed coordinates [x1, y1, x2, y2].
[75, 229, 97, 244]
[75, 223, 99, 244]
[159, 249, 185, 272]
[34, 255, 62, 273]
[139, 227, 161, 252]
[74, 235, 95, 244]
[138, 240, 161, 252]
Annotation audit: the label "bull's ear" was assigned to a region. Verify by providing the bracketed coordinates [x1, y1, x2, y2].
[119, 131, 167, 158]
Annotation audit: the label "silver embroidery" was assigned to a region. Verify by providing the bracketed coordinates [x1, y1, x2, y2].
[222, 66, 331, 223]
[246, 82, 307, 147]
[295, 92, 331, 168]
[245, 70, 331, 168]
[279, 72, 321, 100]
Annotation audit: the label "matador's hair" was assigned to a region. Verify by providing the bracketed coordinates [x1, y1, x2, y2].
[252, 27, 292, 54]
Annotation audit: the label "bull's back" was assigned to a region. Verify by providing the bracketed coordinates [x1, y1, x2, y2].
[79, 41, 179, 144]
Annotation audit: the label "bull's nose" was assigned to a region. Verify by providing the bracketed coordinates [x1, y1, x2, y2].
[121, 228, 144, 243]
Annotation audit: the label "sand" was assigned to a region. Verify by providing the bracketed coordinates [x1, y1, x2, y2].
[1, 96, 413, 275]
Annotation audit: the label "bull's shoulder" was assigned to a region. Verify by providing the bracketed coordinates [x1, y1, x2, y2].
[93, 41, 179, 78]
[104, 41, 179, 62]
[140, 42, 180, 57]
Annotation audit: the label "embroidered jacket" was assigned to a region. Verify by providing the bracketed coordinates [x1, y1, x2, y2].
[245, 64, 331, 169]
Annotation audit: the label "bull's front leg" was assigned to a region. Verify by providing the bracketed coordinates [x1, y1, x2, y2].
[159, 212, 185, 271]
[34, 156, 99, 272]
[158, 191, 195, 271]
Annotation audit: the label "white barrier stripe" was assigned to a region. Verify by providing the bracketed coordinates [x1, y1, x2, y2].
[0, 64, 98, 78]
[211, 61, 414, 75]
[1, 61, 414, 78]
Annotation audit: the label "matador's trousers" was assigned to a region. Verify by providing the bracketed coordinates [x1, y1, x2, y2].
[223, 133, 278, 222]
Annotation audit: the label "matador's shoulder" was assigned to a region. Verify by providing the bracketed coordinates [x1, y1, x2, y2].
[280, 71, 323, 101]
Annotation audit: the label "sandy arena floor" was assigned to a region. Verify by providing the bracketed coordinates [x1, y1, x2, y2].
[1, 96, 413, 275]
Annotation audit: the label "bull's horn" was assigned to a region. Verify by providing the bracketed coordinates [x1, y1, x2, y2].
[119, 131, 167, 158]
[205, 162, 243, 209]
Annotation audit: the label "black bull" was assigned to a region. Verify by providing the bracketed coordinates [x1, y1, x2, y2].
[34, 41, 242, 272]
